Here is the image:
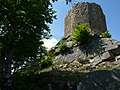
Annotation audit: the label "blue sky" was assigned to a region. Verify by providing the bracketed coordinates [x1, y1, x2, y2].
[44, 0, 120, 49]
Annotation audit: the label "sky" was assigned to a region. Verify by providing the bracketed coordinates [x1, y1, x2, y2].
[44, 0, 120, 49]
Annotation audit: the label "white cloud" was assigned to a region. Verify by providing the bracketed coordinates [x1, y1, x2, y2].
[43, 38, 58, 50]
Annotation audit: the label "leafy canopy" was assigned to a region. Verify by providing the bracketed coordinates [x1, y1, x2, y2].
[0, 0, 73, 89]
[0, 0, 56, 71]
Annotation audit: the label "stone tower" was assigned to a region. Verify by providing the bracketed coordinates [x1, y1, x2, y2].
[64, 2, 107, 37]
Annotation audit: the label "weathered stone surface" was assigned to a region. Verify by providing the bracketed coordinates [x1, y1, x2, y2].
[101, 51, 112, 60]
[91, 51, 114, 66]
[80, 69, 120, 90]
[53, 37, 120, 66]
[66, 41, 74, 48]
[64, 2, 107, 37]
[38, 68, 120, 90]
[105, 45, 119, 51]
[115, 55, 120, 61]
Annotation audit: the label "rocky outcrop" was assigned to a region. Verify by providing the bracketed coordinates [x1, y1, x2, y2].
[64, 2, 107, 37]
[49, 34, 120, 90]
[51, 36, 120, 67]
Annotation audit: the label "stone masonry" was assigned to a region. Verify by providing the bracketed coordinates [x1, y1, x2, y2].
[64, 2, 107, 37]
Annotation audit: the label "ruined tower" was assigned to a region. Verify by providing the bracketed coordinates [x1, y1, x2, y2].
[64, 2, 107, 37]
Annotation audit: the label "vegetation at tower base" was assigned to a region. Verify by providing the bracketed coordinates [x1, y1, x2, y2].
[40, 51, 54, 69]
[102, 30, 111, 38]
[58, 40, 70, 54]
[72, 23, 92, 45]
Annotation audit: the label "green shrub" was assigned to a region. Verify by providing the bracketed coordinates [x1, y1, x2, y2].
[15, 51, 54, 75]
[102, 31, 111, 38]
[40, 51, 54, 69]
[58, 41, 68, 53]
[77, 58, 89, 64]
[40, 58, 52, 69]
[72, 23, 91, 44]
[96, 65, 112, 70]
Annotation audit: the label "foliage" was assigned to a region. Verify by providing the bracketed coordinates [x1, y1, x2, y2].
[102, 31, 111, 38]
[96, 65, 113, 70]
[77, 58, 89, 64]
[12, 51, 55, 90]
[72, 23, 91, 44]
[0, 0, 56, 89]
[0, 0, 73, 89]
[40, 51, 54, 69]
[1, 0, 56, 69]
[15, 51, 55, 76]
[52, 0, 72, 4]
[12, 72, 42, 90]
[58, 41, 69, 53]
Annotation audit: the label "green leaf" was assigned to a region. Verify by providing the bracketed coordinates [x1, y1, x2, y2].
[16, 10, 26, 14]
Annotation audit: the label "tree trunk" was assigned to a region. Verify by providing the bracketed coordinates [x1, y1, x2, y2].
[0, 49, 5, 90]
[3, 48, 12, 90]
[0, 50, 3, 89]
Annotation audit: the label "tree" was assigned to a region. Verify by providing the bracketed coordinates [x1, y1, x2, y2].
[52, 0, 72, 4]
[0, 0, 56, 89]
[0, 0, 73, 89]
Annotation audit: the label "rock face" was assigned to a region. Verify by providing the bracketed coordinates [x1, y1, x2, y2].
[64, 2, 107, 37]
[52, 36, 120, 67]
[80, 69, 120, 90]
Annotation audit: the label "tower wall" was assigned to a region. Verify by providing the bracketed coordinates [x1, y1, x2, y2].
[64, 2, 107, 37]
